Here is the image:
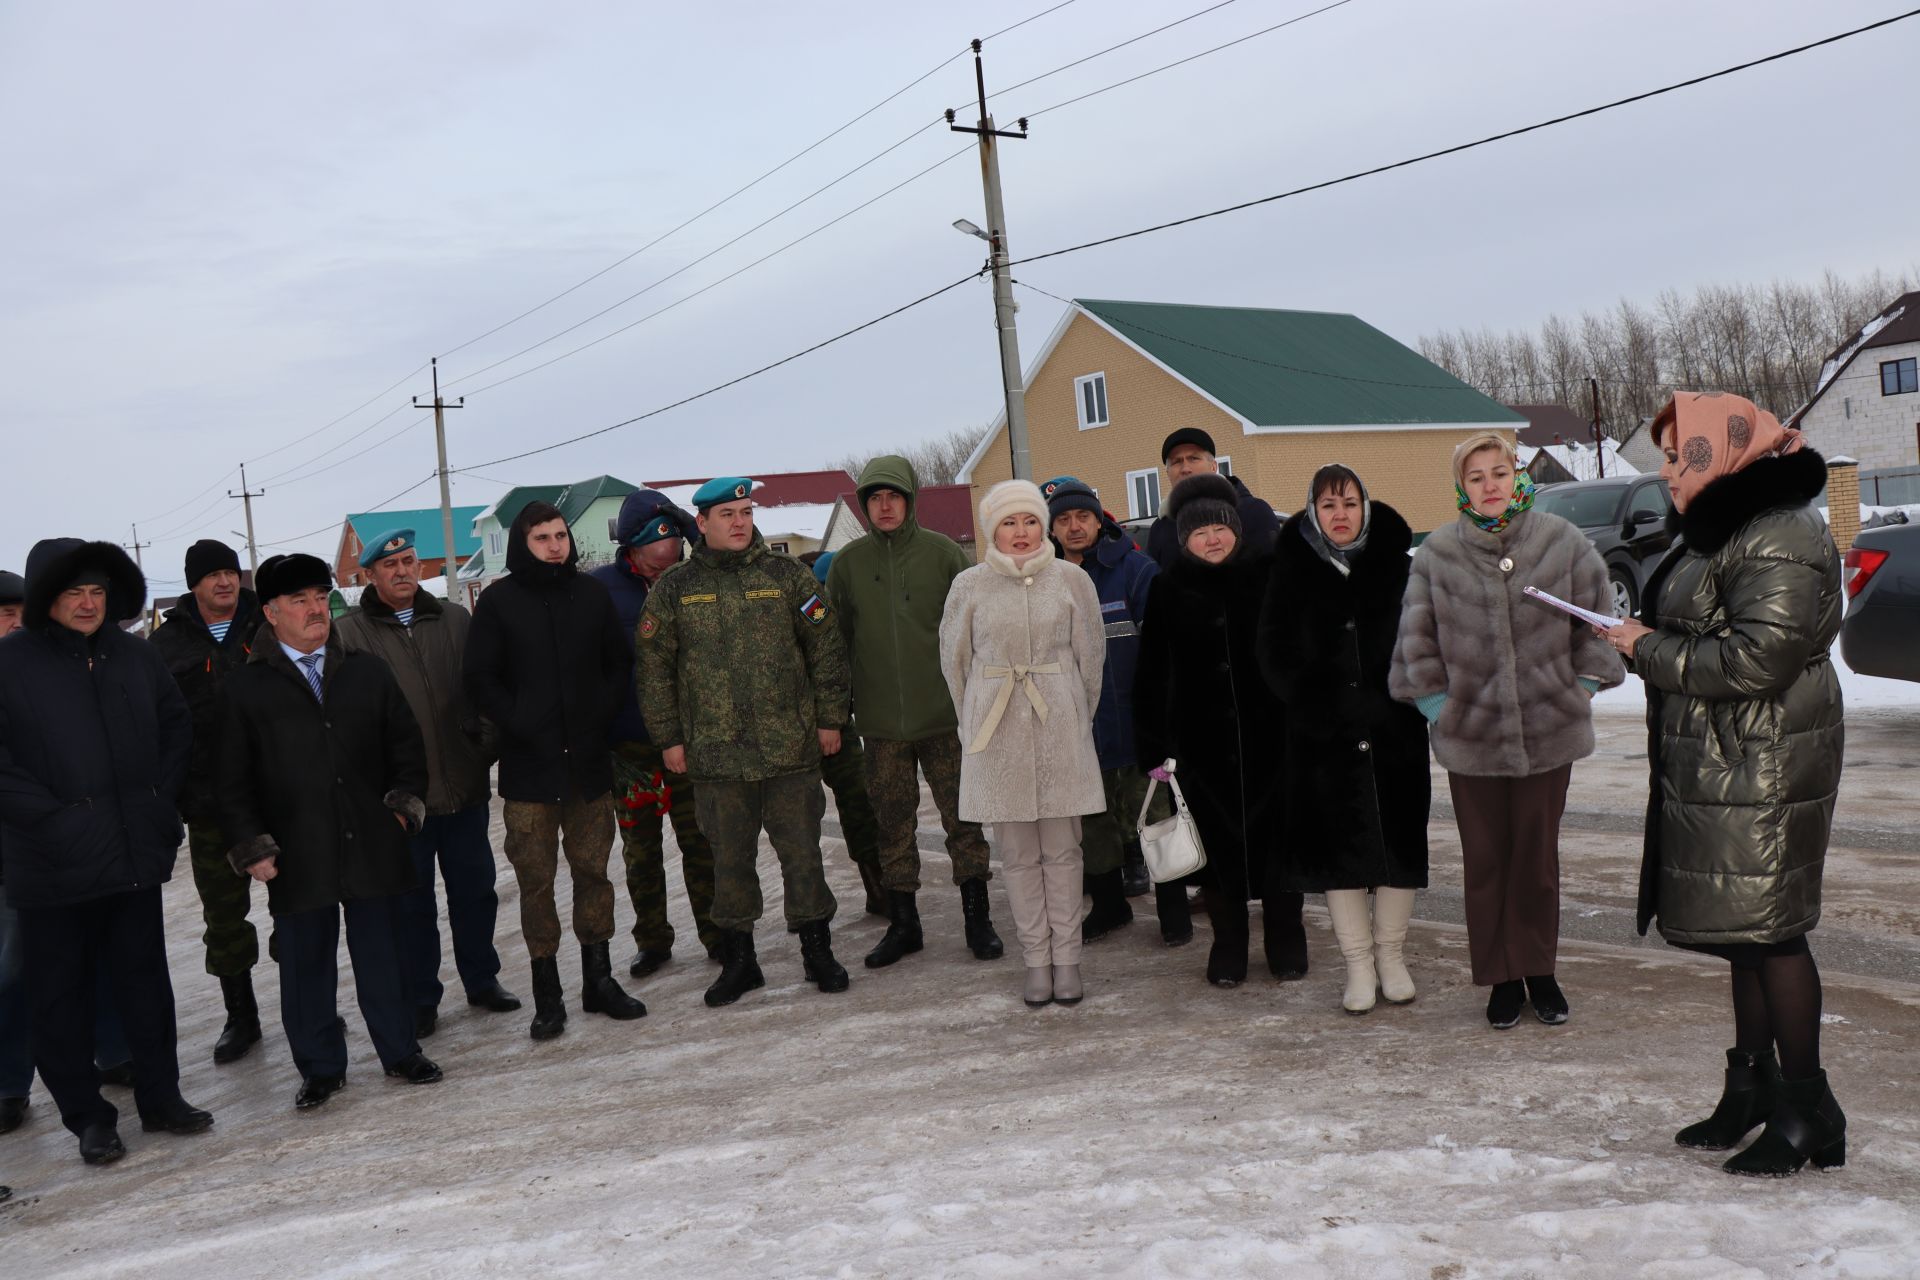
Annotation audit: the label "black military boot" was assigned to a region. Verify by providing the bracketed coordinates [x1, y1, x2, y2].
[856, 859, 889, 918]
[212, 973, 262, 1065]
[628, 947, 673, 978]
[959, 878, 1005, 960]
[1724, 1069, 1847, 1176]
[1677, 1048, 1783, 1150]
[1081, 869, 1133, 942]
[863, 891, 924, 968]
[580, 941, 647, 1020]
[139, 1096, 214, 1135]
[1120, 839, 1152, 898]
[798, 922, 850, 993]
[528, 956, 566, 1041]
[704, 931, 767, 1008]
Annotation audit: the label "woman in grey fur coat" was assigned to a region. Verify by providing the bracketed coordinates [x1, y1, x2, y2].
[1389, 432, 1624, 1029]
[940, 480, 1106, 1010]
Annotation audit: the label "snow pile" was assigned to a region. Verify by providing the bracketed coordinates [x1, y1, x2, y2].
[1518, 438, 1639, 481]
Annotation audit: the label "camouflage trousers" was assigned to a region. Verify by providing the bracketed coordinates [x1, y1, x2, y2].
[819, 733, 882, 867]
[1080, 765, 1171, 877]
[501, 793, 617, 960]
[865, 733, 992, 892]
[696, 770, 837, 933]
[611, 740, 718, 956]
[186, 819, 259, 977]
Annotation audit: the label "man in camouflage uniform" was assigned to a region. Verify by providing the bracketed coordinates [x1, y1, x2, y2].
[637, 477, 853, 1008]
[149, 539, 267, 1063]
[825, 457, 1003, 969]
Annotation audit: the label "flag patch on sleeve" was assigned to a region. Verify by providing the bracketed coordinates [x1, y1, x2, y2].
[639, 614, 659, 639]
[801, 593, 829, 624]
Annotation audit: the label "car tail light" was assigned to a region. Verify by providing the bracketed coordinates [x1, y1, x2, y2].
[1843, 546, 1888, 598]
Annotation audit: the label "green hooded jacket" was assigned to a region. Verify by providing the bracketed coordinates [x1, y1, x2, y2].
[636, 529, 849, 783]
[825, 456, 972, 742]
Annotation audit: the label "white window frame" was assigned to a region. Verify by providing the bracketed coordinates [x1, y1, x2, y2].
[1125, 468, 1161, 520]
[1215, 454, 1233, 478]
[1074, 372, 1110, 430]
[487, 531, 503, 556]
[607, 515, 620, 542]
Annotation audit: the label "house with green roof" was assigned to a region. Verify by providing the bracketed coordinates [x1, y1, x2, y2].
[333, 505, 484, 587]
[957, 298, 1525, 536]
[461, 476, 639, 594]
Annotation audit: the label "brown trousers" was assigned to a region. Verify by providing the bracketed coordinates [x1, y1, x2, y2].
[1447, 764, 1572, 986]
[502, 793, 617, 960]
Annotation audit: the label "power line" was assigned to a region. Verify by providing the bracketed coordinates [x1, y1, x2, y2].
[134, 466, 237, 527]
[983, 0, 1081, 41]
[253, 471, 441, 552]
[1022, 0, 1357, 119]
[452, 272, 981, 473]
[987, 0, 1250, 103]
[1008, 8, 1920, 268]
[258, 401, 418, 486]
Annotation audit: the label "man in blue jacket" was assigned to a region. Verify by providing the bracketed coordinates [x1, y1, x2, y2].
[0, 539, 210, 1165]
[1044, 478, 1182, 944]
[590, 489, 718, 978]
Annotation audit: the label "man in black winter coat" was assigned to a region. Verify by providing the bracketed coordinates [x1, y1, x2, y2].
[149, 538, 267, 1065]
[218, 553, 442, 1111]
[463, 501, 646, 1039]
[1144, 428, 1282, 571]
[0, 539, 210, 1165]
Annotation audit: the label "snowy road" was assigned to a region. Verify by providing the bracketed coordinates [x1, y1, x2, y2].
[3, 707, 1918, 1278]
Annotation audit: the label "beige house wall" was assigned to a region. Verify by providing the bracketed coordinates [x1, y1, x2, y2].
[966, 309, 1516, 541]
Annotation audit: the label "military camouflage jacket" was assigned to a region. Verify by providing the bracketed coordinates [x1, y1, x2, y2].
[636, 530, 850, 783]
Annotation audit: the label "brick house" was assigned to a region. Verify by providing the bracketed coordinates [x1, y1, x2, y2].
[1789, 291, 1920, 505]
[956, 298, 1525, 542]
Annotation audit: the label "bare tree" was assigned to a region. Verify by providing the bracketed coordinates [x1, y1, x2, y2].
[832, 425, 989, 488]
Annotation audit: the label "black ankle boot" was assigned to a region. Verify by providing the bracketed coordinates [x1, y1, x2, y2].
[1678, 1048, 1781, 1150]
[212, 973, 262, 1064]
[1206, 898, 1250, 987]
[1724, 1070, 1847, 1177]
[1262, 892, 1308, 979]
[529, 956, 566, 1040]
[959, 878, 1004, 960]
[1120, 840, 1151, 898]
[1486, 980, 1525, 1030]
[864, 891, 924, 968]
[704, 931, 767, 1008]
[580, 941, 647, 1020]
[1081, 869, 1134, 942]
[1155, 881, 1193, 946]
[799, 922, 850, 993]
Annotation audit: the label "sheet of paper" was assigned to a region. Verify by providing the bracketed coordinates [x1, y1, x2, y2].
[1524, 584, 1621, 630]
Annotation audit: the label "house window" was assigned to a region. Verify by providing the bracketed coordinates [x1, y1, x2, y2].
[1215, 455, 1233, 478]
[1126, 468, 1160, 520]
[608, 516, 620, 542]
[488, 531, 503, 556]
[769, 540, 789, 554]
[1882, 357, 1918, 396]
[1074, 373, 1110, 430]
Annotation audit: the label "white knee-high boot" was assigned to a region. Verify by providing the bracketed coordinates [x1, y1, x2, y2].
[1372, 887, 1417, 1005]
[1324, 890, 1376, 1015]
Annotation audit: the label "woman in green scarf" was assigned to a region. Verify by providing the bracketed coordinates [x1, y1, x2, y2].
[1388, 432, 1625, 1030]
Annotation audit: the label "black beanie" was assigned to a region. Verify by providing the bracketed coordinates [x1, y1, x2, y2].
[1166, 473, 1242, 547]
[0, 570, 25, 605]
[185, 539, 241, 589]
[1160, 427, 1217, 463]
[256, 553, 331, 602]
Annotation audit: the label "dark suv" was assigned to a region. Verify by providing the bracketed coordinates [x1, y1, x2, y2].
[1534, 475, 1674, 616]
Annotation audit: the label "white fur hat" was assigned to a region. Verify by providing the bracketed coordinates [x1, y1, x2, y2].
[978, 479, 1048, 534]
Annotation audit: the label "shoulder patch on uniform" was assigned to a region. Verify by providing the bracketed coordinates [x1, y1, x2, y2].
[800, 593, 829, 624]
[639, 614, 659, 639]
[744, 588, 783, 601]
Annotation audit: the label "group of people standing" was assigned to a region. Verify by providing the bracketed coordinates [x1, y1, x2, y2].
[0, 388, 1850, 1190]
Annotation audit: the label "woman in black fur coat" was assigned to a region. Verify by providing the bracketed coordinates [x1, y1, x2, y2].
[1259, 465, 1430, 1015]
[1133, 474, 1306, 987]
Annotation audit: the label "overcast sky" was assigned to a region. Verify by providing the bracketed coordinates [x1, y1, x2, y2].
[5, 0, 1916, 592]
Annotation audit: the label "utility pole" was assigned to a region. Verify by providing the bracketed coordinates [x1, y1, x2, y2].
[229, 463, 264, 578]
[948, 40, 1032, 481]
[1588, 376, 1605, 478]
[124, 524, 149, 571]
[415, 357, 464, 580]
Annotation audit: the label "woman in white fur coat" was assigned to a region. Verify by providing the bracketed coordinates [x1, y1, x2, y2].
[940, 480, 1107, 1009]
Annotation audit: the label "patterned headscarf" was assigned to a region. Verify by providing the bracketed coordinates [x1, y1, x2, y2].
[1652, 392, 1804, 508]
[1457, 469, 1536, 534]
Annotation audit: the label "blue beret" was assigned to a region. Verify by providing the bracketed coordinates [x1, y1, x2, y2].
[692, 477, 754, 511]
[1041, 476, 1101, 520]
[358, 527, 416, 569]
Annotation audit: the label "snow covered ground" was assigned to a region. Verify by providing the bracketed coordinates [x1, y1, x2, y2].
[4, 707, 1919, 1277]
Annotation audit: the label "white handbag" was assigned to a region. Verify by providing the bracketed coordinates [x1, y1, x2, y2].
[1136, 759, 1207, 884]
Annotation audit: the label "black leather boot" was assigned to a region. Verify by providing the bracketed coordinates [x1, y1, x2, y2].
[1120, 840, 1152, 898]
[528, 956, 566, 1040]
[863, 891, 924, 968]
[856, 859, 889, 918]
[212, 973, 261, 1065]
[799, 922, 850, 993]
[959, 878, 1005, 960]
[139, 1096, 214, 1135]
[1677, 1048, 1783, 1150]
[1724, 1070, 1847, 1176]
[1206, 896, 1250, 987]
[1262, 891, 1308, 980]
[580, 941, 647, 1020]
[1081, 869, 1134, 942]
[704, 931, 767, 1008]
[1155, 880, 1193, 946]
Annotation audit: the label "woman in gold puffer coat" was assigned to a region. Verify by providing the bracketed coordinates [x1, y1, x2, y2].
[1603, 392, 1844, 1179]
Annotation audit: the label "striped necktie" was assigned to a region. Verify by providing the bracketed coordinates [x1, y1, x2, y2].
[297, 653, 324, 702]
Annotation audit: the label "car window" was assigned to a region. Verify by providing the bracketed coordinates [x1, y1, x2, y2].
[1534, 485, 1626, 528]
[1627, 484, 1668, 522]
